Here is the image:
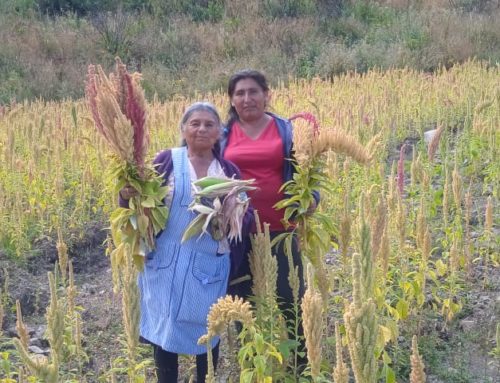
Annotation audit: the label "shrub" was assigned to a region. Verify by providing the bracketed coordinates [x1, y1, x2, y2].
[183, 0, 225, 22]
[452, 0, 496, 12]
[0, 0, 37, 16]
[314, 42, 357, 78]
[36, 0, 115, 15]
[347, 0, 397, 26]
[320, 16, 366, 46]
[261, 0, 317, 18]
[90, 10, 134, 58]
[296, 42, 322, 79]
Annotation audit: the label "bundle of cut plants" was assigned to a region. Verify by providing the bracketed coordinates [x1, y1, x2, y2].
[278, 112, 372, 227]
[182, 176, 256, 243]
[274, 112, 373, 301]
[85, 57, 168, 269]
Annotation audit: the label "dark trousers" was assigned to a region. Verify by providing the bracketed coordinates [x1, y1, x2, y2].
[229, 232, 307, 367]
[153, 342, 220, 383]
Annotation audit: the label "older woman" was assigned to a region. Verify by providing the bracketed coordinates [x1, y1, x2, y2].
[221, 70, 319, 369]
[120, 102, 252, 382]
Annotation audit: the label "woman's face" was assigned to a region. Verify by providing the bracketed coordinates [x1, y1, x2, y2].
[231, 78, 269, 122]
[182, 110, 221, 151]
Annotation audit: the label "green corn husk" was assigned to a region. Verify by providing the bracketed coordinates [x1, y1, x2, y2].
[194, 179, 256, 199]
[193, 176, 233, 188]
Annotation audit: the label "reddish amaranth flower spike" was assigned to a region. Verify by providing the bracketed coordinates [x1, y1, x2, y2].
[113, 57, 128, 113]
[125, 72, 148, 174]
[86, 58, 149, 176]
[289, 112, 320, 136]
[397, 144, 407, 196]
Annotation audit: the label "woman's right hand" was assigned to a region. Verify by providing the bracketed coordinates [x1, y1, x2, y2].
[119, 184, 140, 200]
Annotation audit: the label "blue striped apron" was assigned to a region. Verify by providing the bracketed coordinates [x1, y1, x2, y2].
[138, 146, 229, 354]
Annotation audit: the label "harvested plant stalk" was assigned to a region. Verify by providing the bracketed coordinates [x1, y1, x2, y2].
[85, 57, 168, 268]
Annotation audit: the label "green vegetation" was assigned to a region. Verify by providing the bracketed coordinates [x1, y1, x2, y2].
[1, 0, 499, 103]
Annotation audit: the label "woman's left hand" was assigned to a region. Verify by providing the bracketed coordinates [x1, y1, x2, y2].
[306, 199, 317, 216]
[119, 184, 140, 200]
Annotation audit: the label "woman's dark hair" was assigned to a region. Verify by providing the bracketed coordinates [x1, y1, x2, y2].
[180, 101, 222, 154]
[226, 69, 269, 127]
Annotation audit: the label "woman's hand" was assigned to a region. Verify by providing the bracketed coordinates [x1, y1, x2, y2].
[119, 184, 140, 200]
[306, 199, 318, 216]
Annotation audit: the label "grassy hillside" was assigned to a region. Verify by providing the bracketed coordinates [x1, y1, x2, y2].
[0, 0, 499, 103]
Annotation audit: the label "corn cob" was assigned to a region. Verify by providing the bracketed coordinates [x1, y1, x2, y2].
[193, 176, 234, 188]
[195, 179, 256, 199]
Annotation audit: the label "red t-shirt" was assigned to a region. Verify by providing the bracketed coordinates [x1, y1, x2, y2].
[224, 119, 286, 231]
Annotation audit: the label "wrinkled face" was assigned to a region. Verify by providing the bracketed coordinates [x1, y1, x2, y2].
[182, 110, 221, 151]
[231, 78, 269, 122]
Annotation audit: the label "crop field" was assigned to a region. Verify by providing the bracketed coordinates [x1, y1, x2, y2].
[0, 60, 498, 382]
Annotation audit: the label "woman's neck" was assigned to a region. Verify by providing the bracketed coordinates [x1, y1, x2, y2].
[238, 113, 272, 138]
[187, 147, 213, 159]
[187, 147, 215, 178]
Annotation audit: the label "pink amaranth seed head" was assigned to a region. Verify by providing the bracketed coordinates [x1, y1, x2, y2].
[289, 112, 320, 136]
[124, 73, 148, 175]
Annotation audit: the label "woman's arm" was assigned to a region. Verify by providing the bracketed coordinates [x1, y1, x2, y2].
[152, 150, 173, 187]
